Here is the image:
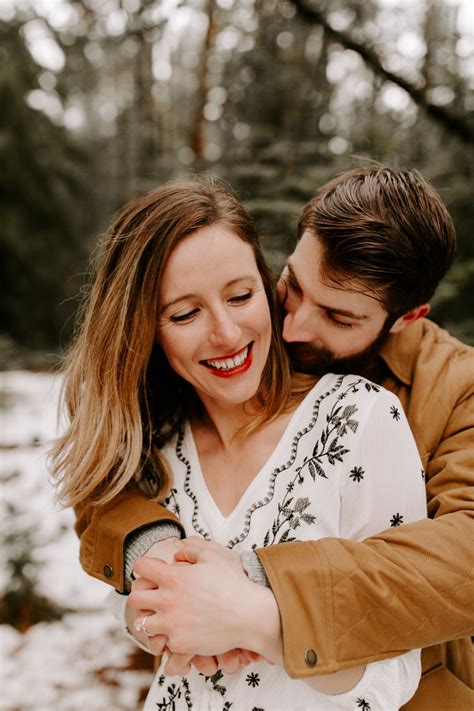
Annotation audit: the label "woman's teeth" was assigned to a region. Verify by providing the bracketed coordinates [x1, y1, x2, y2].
[206, 346, 249, 371]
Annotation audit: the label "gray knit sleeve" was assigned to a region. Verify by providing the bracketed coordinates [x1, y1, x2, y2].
[240, 549, 271, 588]
[123, 522, 182, 593]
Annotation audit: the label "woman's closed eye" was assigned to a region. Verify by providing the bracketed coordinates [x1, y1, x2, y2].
[170, 308, 200, 323]
[169, 292, 253, 324]
[229, 291, 253, 304]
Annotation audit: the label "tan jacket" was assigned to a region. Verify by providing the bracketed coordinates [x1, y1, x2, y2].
[75, 319, 474, 709]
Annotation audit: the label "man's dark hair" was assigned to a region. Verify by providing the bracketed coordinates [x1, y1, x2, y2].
[298, 165, 456, 317]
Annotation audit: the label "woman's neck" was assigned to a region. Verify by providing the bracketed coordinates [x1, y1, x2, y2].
[193, 398, 259, 451]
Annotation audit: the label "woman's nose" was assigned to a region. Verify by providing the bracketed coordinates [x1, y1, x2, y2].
[209, 309, 242, 348]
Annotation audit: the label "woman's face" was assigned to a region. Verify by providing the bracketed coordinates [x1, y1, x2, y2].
[157, 224, 272, 411]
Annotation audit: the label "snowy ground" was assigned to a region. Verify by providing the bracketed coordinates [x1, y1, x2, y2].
[0, 371, 154, 711]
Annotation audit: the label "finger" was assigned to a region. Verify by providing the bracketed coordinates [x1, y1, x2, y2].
[146, 635, 168, 656]
[134, 555, 169, 582]
[128, 587, 166, 612]
[133, 613, 166, 637]
[238, 649, 252, 667]
[240, 649, 263, 663]
[191, 655, 219, 676]
[216, 650, 243, 674]
[164, 652, 193, 677]
[183, 535, 207, 544]
[133, 608, 155, 622]
[174, 541, 213, 564]
[131, 576, 158, 592]
[128, 591, 153, 611]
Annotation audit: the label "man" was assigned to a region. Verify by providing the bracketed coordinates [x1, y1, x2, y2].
[75, 166, 474, 709]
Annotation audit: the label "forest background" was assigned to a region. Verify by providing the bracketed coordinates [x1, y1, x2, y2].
[1, 0, 473, 368]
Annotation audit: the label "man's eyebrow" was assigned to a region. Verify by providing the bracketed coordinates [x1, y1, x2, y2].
[286, 263, 302, 291]
[161, 275, 258, 312]
[323, 306, 368, 320]
[286, 261, 368, 321]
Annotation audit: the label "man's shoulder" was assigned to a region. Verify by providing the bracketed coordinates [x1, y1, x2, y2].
[381, 319, 473, 392]
[416, 319, 473, 362]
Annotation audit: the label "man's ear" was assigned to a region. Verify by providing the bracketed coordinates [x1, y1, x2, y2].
[389, 304, 430, 333]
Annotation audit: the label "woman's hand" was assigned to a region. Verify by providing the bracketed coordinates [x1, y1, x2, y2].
[145, 536, 184, 564]
[164, 648, 262, 677]
[127, 576, 167, 656]
[128, 536, 185, 656]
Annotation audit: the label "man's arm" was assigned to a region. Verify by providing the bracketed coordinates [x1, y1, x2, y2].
[257, 392, 474, 678]
[75, 483, 185, 592]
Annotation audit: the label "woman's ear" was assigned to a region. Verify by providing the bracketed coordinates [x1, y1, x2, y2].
[389, 304, 430, 333]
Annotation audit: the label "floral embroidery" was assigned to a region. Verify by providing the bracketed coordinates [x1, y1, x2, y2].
[390, 512, 404, 527]
[204, 669, 227, 696]
[156, 677, 192, 709]
[246, 672, 260, 688]
[263, 495, 316, 546]
[356, 699, 371, 710]
[390, 405, 401, 421]
[225, 376, 348, 548]
[261, 382, 362, 545]
[349, 466, 365, 482]
[163, 487, 180, 515]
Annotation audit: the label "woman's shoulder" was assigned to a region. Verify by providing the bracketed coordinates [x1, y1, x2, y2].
[303, 373, 402, 423]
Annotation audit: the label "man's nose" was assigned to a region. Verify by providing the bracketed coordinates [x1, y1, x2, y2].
[282, 307, 318, 343]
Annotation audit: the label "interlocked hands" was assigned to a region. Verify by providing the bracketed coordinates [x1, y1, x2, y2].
[127, 536, 281, 676]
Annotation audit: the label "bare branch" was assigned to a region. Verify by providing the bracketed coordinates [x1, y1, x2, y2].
[291, 0, 473, 143]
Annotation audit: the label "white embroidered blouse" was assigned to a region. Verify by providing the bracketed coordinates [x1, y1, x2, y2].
[137, 374, 427, 710]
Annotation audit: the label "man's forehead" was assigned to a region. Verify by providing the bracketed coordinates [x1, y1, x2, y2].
[286, 244, 386, 318]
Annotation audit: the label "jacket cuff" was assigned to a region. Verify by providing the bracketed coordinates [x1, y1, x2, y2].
[124, 522, 182, 593]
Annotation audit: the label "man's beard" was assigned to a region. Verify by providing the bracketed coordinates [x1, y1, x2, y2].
[286, 318, 393, 377]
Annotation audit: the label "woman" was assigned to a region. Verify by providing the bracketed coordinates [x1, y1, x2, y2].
[51, 176, 426, 709]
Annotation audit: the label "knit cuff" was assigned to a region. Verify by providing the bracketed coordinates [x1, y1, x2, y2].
[241, 549, 271, 588]
[123, 522, 182, 593]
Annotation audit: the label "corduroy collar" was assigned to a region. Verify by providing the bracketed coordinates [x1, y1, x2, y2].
[378, 319, 428, 387]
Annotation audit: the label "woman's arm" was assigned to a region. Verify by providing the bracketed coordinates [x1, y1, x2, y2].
[74, 483, 185, 591]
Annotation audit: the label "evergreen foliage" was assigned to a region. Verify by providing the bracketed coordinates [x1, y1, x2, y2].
[1, 1, 472, 358]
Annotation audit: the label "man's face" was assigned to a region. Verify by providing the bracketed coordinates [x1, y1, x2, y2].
[278, 230, 393, 375]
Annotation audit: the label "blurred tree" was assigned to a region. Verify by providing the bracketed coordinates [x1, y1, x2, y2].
[0, 0, 472, 355]
[291, 0, 473, 142]
[0, 19, 88, 352]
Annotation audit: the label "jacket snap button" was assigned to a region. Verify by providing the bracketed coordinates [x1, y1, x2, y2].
[304, 649, 317, 667]
[103, 564, 114, 579]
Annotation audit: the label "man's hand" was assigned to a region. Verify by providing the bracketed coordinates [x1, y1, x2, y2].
[129, 538, 283, 664]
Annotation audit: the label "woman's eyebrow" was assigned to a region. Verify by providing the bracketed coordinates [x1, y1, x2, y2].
[161, 275, 258, 312]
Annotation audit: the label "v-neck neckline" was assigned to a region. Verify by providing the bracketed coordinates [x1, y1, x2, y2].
[185, 376, 327, 523]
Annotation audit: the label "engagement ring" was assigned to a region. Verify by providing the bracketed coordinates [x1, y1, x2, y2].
[135, 615, 153, 636]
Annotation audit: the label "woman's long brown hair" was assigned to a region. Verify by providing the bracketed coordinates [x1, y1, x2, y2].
[50, 176, 310, 507]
